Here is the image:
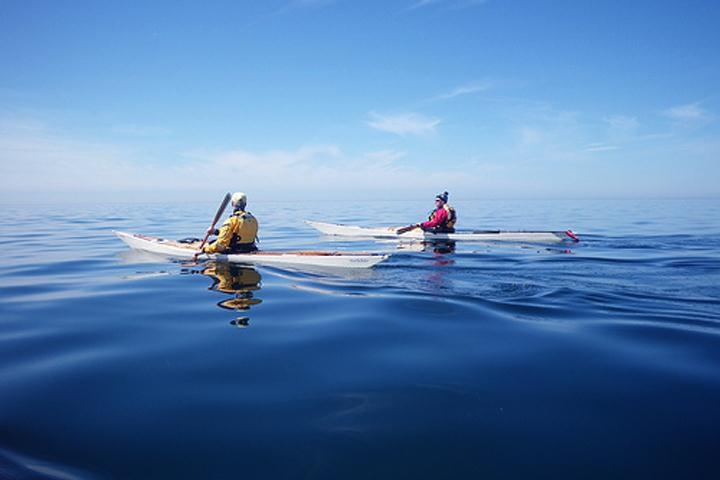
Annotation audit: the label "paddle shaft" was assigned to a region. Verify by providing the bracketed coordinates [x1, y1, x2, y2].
[196, 193, 232, 254]
[396, 224, 420, 235]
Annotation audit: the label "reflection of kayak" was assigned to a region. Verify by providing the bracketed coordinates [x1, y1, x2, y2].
[114, 231, 389, 269]
[306, 221, 579, 243]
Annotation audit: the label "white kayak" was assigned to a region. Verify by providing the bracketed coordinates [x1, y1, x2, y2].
[115, 231, 389, 269]
[305, 221, 579, 243]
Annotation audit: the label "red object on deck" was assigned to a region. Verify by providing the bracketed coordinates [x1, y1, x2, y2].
[565, 230, 579, 242]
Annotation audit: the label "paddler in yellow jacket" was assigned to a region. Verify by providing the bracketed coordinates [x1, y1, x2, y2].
[203, 192, 259, 254]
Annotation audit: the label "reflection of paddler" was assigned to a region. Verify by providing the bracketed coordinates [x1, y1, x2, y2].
[218, 297, 262, 311]
[425, 240, 456, 254]
[203, 262, 263, 312]
[203, 262, 261, 294]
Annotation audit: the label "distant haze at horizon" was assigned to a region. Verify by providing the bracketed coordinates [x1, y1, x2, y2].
[1, 1, 719, 203]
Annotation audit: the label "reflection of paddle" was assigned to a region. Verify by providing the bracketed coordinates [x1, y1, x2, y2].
[396, 224, 420, 235]
[193, 193, 231, 261]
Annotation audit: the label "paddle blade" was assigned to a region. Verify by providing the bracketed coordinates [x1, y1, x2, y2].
[212, 193, 232, 226]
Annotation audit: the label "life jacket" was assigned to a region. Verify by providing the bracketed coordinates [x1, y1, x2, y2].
[427, 204, 457, 231]
[444, 204, 457, 229]
[229, 210, 259, 252]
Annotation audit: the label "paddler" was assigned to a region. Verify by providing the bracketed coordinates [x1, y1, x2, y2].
[398, 191, 457, 234]
[202, 192, 259, 254]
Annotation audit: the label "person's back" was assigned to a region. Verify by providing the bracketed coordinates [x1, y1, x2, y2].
[204, 192, 259, 254]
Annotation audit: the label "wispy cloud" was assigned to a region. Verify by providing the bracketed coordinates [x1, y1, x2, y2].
[188, 144, 343, 174]
[409, 0, 442, 8]
[662, 103, 712, 122]
[517, 126, 543, 147]
[273, 0, 336, 17]
[603, 114, 639, 144]
[364, 149, 406, 161]
[292, 0, 336, 6]
[0, 116, 447, 202]
[0, 118, 137, 196]
[583, 143, 619, 153]
[366, 111, 441, 136]
[175, 144, 488, 201]
[605, 115, 639, 131]
[112, 124, 171, 137]
[282, 0, 336, 11]
[409, 0, 488, 11]
[432, 81, 492, 101]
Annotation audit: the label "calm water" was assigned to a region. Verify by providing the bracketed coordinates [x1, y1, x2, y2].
[1, 199, 719, 479]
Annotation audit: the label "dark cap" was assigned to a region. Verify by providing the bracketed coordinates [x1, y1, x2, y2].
[435, 191, 449, 203]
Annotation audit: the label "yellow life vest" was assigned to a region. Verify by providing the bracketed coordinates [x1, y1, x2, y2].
[205, 210, 259, 254]
[229, 211, 259, 249]
[444, 204, 457, 229]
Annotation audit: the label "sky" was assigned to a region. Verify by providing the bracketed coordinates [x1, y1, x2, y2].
[1, 0, 719, 203]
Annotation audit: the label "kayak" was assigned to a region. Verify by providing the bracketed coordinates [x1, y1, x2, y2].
[114, 231, 389, 269]
[305, 220, 579, 243]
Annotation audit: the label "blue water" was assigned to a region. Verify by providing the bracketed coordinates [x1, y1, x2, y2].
[1, 199, 719, 479]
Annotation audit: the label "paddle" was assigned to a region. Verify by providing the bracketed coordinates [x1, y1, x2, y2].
[396, 224, 420, 235]
[193, 192, 231, 261]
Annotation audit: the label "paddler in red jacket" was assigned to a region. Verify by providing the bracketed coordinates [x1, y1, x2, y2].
[398, 191, 457, 234]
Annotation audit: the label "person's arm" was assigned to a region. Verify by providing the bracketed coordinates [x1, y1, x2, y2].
[204, 217, 235, 253]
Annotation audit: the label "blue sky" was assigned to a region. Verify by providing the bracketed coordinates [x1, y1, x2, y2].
[1, 0, 719, 203]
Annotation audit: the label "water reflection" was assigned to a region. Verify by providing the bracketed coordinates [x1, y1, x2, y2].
[191, 262, 263, 328]
[396, 240, 457, 254]
[425, 240, 456, 255]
